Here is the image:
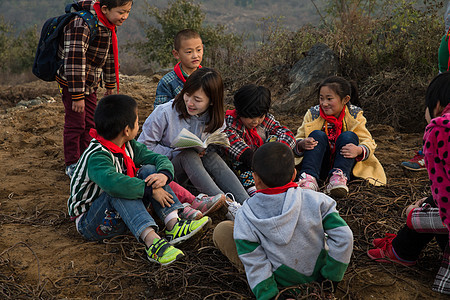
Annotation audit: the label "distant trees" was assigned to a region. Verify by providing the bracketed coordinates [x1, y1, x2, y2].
[131, 0, 243, 68]
[0, 16, 37, 75]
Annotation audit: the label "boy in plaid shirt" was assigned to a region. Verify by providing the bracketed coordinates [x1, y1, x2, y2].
[224, 84, 296, 196]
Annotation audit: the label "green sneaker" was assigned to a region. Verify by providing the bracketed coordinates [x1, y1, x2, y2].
[165, 216, 212, 245]
[146, 238, 184, 265]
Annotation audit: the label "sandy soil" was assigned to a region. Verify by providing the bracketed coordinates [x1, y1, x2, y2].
[0, 76, 448, 299]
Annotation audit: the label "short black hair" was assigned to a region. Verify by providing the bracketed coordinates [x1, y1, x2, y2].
[426, 72, 450, 118]
[94, 94, 138, 140]
[252, 142, 295, 188]
[99, 0, 133, 9]
[174, 29, 201, 50]
[233, 84, 271, 118]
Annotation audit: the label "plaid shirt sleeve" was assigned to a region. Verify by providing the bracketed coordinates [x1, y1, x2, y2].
[224, 114, 251, 161]
[102, 38, 116, 89]
[263, 113, 296, 149]
[63, 17, 91, 100]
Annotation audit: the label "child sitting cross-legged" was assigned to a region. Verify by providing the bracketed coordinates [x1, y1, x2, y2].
[224, 84, 296, 197]
[213, 142, 354, 299]
[294, 76, 386, 198]
[67, 94, 211, 265]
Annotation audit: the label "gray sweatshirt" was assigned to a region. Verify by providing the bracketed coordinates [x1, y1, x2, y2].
[234, 187, 353, 300]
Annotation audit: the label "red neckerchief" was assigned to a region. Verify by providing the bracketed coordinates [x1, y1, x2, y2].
[319, 105, 346, 154]
[173, 61, 202, 83]
[93, 2, 119, 93]
[226, 109, 263, 148]
[256, 181, 298, 195]
[89, 128, 137, 177]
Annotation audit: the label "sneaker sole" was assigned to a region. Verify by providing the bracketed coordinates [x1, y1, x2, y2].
[169, 217, 212, 246]
[401, 164, 427, 171]
[201, 194, 226, 216]
[367, 251, 416, 267]
[328, 186, 348, 198]
[148, 252, 185, 266]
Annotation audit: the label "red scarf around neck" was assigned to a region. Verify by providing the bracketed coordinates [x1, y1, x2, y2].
[174, 61, 202, 83]
[319, 105, 346, 138]
[226, 109, 263, 148]
[256, 181, 298, 195]
[93, 2, 119, 93]
[89, 128, 137, 177]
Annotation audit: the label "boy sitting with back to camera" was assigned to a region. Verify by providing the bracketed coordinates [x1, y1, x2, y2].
[154, 29, 203, 107]
[67, 94, 211, 265]
[213, 142, 353, 299]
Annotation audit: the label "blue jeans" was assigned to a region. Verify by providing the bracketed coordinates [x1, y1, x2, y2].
[300, 130, 358, 180]
[171, 149, 249, 204]
[77, 165, 183, 242]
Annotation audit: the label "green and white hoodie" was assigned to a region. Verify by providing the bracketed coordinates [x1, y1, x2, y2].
[68, 139, 174, 218]
[233, 186, 353, 300]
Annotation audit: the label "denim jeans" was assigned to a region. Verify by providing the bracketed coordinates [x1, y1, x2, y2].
[300, 130, 358, 180]
[171, 149, 249, 204]
[77, 165, 183, 242]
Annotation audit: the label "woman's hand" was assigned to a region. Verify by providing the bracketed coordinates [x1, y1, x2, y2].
[152, 187, 174, 207]
[145, 173, 168, 189]
[298, 137, 318, 151]
[340, 144, 362, 158]
[198, 150, 206, 157]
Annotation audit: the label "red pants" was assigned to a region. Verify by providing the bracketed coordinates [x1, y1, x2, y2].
[61, 86, 97, 166]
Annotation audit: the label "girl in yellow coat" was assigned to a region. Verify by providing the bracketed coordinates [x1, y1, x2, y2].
[294, 76, 386, 198]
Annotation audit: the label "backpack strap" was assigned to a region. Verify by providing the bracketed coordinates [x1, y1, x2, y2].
[65, 3, 98, 40]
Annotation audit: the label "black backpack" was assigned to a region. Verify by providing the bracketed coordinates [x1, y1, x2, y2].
[32, 2, 98, 81]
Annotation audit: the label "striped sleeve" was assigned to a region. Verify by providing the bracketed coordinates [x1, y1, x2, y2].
[320, 197, 353, 281]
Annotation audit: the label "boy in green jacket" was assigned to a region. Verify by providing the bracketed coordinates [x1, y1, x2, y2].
[67, 94, 211, 265]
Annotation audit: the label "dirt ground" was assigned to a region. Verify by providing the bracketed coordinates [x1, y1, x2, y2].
[0, 76, 448, 299]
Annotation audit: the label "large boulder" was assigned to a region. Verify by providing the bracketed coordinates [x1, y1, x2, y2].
[273, 43, 340, 113]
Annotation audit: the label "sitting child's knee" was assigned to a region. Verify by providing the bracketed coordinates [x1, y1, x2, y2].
[137, 164, 157, 178]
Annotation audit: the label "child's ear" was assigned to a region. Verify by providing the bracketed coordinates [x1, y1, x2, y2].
[123, 125, 131, 137]
[101, 5, 109, 15]
[172, 49, 180, 60]
[434, 102, 445, 118]
[291, 169, 297, 182]
[342, 95, 351, 105]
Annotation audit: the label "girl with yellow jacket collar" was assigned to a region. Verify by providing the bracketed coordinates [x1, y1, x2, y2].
[294, 76, 386, 198]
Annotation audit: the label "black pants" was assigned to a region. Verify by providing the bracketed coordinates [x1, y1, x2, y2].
[393, 196, 449, 261]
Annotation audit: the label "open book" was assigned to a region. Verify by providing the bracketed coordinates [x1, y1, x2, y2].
[170, 128, 230, 152]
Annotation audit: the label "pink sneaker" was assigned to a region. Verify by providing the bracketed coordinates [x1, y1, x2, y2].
[372, 233, 397, 248]
[179, 203, 203, 220]
[190, 194, 226, 216]
[326, 169, 348, 198]
[367, 237, 416, 267]
[297, 172, 319, 191]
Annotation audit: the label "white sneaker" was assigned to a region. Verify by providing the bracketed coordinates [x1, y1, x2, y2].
[224, 193, 242, 221]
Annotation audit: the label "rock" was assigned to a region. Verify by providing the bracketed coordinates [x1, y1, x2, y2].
[273, 43, 340, 113]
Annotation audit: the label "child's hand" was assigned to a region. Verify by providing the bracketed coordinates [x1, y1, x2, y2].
[340, 144, 362, 158]
[104, 88, 114, 97]
[299, 137, 318, 150]
[145, 173, 168, 189]
[405, 197, 427, 216]
[72, 99, 85, 113]
[198, 150, 206, 157]
[152, 187, 174, 207]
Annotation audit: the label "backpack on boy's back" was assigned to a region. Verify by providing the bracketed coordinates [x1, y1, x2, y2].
[32, 2, 98, 82]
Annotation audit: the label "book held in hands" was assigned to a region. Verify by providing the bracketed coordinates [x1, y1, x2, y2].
[170, 128, 230, 152]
